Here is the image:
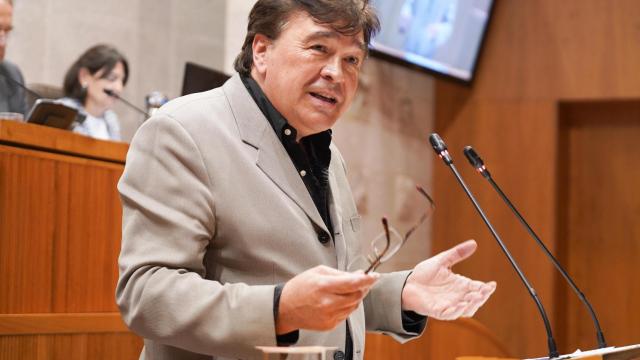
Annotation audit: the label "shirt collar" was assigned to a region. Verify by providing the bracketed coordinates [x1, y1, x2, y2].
[239, 74, 332, 146]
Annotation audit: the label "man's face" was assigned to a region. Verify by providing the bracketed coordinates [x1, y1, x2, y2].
[0, 2, 13, 61]
[251, 12, 366, 139]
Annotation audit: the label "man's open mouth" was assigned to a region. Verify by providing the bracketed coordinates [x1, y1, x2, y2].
[310, 92, 337, 105]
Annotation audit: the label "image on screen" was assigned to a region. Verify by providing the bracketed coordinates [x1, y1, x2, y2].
[370, 0, 493, 82]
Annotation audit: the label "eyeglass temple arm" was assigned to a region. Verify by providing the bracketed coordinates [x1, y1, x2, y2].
[403, 185, 436, 242]
[365, 217, 391, 274]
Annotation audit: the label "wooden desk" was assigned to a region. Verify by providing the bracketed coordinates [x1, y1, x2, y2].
[0, 120, 142, 359]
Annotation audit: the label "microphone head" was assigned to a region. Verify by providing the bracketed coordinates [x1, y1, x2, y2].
[428, 133, 448, 153]
[463, 146, 484, 169]
[103, 88, 118, 98]
[428, 133, 454, 165]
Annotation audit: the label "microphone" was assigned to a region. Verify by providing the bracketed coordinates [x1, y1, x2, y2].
[103, 89, 149, 118]
[463, 145, 607, 349]
[428, 133, 559, 359]
[0, 65, 45, 101]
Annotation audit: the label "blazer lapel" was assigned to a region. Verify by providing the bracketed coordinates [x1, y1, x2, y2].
[223, 74, 329, 234]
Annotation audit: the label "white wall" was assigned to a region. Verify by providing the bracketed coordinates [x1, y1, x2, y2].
[223, 0, 256, 74]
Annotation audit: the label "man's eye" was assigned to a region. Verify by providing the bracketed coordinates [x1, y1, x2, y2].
[346, 56, 360, 66]
[311, 44, 327, 53]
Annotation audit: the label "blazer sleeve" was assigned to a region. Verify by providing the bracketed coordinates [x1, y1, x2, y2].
[362, 271, 427, 342]
[116, 114, 277, 358]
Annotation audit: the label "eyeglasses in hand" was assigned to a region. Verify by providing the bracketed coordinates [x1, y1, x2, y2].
[348, 185, 435, 274]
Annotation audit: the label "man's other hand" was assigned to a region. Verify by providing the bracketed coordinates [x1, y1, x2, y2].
[401, 240, 496, 320]
[276, 265, 379, 334]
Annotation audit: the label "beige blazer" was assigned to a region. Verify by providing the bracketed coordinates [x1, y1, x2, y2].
[116, 74, 421, 360]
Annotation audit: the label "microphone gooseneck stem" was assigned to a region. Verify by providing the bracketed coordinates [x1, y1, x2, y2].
[486, 173, 607, 349]
[104, 89, 149, 117]
[0, 66, 44, 100]
[463, 145, 607, 349]
[446, 161, 559, 359]
[428, 134, 558, 358]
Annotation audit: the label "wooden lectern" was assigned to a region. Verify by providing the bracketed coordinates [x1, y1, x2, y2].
[0, 120, 142, 358]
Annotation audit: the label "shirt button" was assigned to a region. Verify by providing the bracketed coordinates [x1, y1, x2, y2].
[299, 170, 307, 177]
[334, 350, 345, 360]
[317, 231, 330, 244]
[284, 128, 292, 136]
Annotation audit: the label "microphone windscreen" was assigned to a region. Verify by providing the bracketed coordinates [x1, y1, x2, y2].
[428, 133, 447, 153]
[463, 146, 484, 169]
[103, 89, 117, 98]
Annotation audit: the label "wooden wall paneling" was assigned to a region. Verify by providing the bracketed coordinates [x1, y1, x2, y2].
[556, 101, 640, 352]
[433, 98, 560, 357]
[0, 336, 38, 360]
[433, 0, 640, 357]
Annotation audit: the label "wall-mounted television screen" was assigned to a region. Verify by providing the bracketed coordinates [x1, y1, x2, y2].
[369, 0, 494, 83]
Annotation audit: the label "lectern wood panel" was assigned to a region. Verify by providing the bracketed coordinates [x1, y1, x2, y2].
[0, 147, 56, 313]
[0, 333, 141, 360]
[0, 120, 142, 358]
[0, 145, 123, 314]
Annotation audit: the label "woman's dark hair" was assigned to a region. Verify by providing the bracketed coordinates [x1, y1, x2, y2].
[233, 0, 380, 75]
[63, 44, 129, 103]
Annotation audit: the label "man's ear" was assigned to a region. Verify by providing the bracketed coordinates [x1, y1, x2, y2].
[252, 33, 272, 75]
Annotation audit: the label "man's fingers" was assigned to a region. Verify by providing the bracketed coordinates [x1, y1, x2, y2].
[333, 290, 368, 310]
[323, 272, 379, 294]
[462, 282, 496, 317]
[439, 301, 469, 320]
[438, 239, 477, 268]
[481, 281, 497, 297]
[467, 279, 485, 292]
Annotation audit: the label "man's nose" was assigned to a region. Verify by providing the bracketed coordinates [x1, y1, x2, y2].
[320, 57, 344, 82]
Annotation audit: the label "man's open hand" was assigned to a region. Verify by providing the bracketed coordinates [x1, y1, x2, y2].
[401, 240, 496, 320]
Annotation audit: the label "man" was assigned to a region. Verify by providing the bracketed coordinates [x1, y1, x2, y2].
[117, 1, 496, 359]
[0, 0, 26, 115]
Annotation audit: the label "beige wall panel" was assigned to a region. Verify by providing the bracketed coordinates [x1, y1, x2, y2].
[335, 59, 435, 271]
[8, 0, 227, 141]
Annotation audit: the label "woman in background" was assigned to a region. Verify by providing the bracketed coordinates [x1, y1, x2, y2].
[60, 44, 128, 141]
